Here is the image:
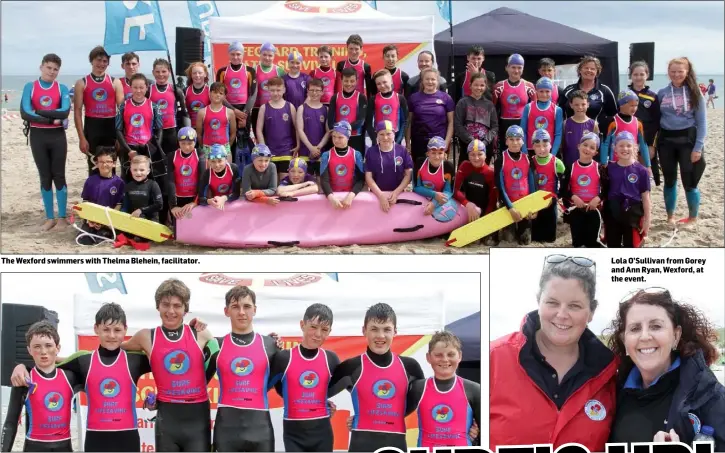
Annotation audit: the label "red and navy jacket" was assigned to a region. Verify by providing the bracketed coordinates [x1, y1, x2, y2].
[489, 311, 619, 452]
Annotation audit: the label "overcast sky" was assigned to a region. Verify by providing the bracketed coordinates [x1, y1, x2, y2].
[1, 1, 723, 75]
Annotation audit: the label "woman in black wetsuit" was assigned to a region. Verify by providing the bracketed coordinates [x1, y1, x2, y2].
[561, 56, 617, 131]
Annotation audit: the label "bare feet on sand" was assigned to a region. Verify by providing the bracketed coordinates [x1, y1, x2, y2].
[51, 218, 71, 231]
[40, 219, 57, 232]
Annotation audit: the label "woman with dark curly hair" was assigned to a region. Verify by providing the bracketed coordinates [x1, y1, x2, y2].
[605, 289, 725, 449]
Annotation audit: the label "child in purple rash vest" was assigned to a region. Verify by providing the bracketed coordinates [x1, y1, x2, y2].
[283, 51, 311, 109]
[296, 78, 330, 179]
[256, 77, 299, 180]
[603, 131, 651, 248]
[276, 157, 318, 197]
[364, 120, 413, 213]
[77, 146, 125, 245]
[561, 90, 598, 168]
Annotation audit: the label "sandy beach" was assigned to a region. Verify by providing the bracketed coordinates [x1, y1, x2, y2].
[2, 110, 723, 254]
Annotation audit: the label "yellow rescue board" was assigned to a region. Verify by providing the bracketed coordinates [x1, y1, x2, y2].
[446, 190, 555, 247]
[72, 202, 172, 243]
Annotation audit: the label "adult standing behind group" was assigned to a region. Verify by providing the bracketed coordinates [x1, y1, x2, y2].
[406, 68, 455, 177]
[657, 57, 707, 226]
[455, 45, 495, 102]
[628, 61, 662, 185]
[20, 53, 72, 232]
[112, 52, 140, 104]
[560, 56, 617, 131]
[74, 46, 117, 176]
[406, 51, 448, 97]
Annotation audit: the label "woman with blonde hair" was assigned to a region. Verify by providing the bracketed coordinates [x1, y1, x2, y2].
[406, 67, 455, 176]
[657, 57, 707, 226]
[561, 56, 617, 130]
[184, 61, 210, 131]
[605, 288, 724, 449]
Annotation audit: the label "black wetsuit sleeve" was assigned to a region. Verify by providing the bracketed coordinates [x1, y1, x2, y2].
[560, 163, 573, 206]
[324, 351, 344, 397]
[352, 94, 367, 135]
[229, 163, 241, 202]
[327, 96, 337, 130]
[174, 86, 191, 128]
[197, 169, 212, 205]
[400, 356, 425, 383]
[320, 162, 333, 196]
[365, 98, 375, 142]
[328, 356, 361, 391]
[352, 162, 365, 195]
[270, 349, 292, 395]
[1, 386, 28, 452]
[57, 352, 91, 389]
[116, 103, 132, 153]
[365, 63, 374, 99]
[463, 378, 481, 430]
[263, 335, 281, 390]
[141, 181, 163, 217]
[151, 103, 163, 151]
[245, 66, 258, 115]
[399, 95, 409, 141]
[401, 72, 410, 94]
[206, 351, 220, 382]
[166, 151, 179, 208]
[61, 368, 83, 393]
[127, 351, 152, 382]
[405, 378, 426, 416]
[599, 164, 608, 200]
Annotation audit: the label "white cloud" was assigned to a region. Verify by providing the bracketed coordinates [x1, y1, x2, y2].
[1, 1, 723, 75]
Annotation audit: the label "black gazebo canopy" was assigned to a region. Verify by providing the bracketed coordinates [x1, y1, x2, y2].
[434, 7, 620, 95]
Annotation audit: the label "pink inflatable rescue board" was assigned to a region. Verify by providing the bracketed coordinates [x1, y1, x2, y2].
[176, 192, 468, 248]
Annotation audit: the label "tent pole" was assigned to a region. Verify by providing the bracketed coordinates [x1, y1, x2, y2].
[448, 15, 457, 172]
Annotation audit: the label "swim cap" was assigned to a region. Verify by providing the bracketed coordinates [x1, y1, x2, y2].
[332, 121, 352, 138]
[290, 157, 308, 172]
[580, 131, 600, 148]
[532, 129, 551, 142]
[427, 136, 446, 150]
[177, 127, 197, 142]
[288, 51, 303, 62]
[617, 89, 638, 107]
[228, 42, 244, 54]
[260, 42, 277, 54]
[536, 77, 553, 91]
[208, 144, 228, 160]
[375, 120, 396, 133]
[507, 54, 524, 66]
[505, 125, 524, 138]
[614, 131, 636, 146]
[467, 139, 486, 154]
[251, 144, 272, 159]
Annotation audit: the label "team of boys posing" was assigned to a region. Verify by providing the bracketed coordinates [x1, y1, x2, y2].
[26, 35, 656, 248]
[1, 280, 481, 453]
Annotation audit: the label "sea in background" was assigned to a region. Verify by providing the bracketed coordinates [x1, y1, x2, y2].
[2, 74, 723, 111]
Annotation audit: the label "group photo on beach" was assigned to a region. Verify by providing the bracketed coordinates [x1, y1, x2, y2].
[0, 272, 481, 452]
[1, 0, 722, 254]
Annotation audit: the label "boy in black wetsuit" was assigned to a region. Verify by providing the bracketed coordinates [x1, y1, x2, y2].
[269, 304, 344, 452]
[202, 286, 281, 452]
[1, 322, 81, 453]
[328, 303, 424, 452]
[116, 155, 163, 250]
[121, 278, 215, 453]
[10, 304, 151, 452]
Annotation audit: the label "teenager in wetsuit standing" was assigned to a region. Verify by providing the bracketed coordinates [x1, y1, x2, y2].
[121, 278, 215, 452]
